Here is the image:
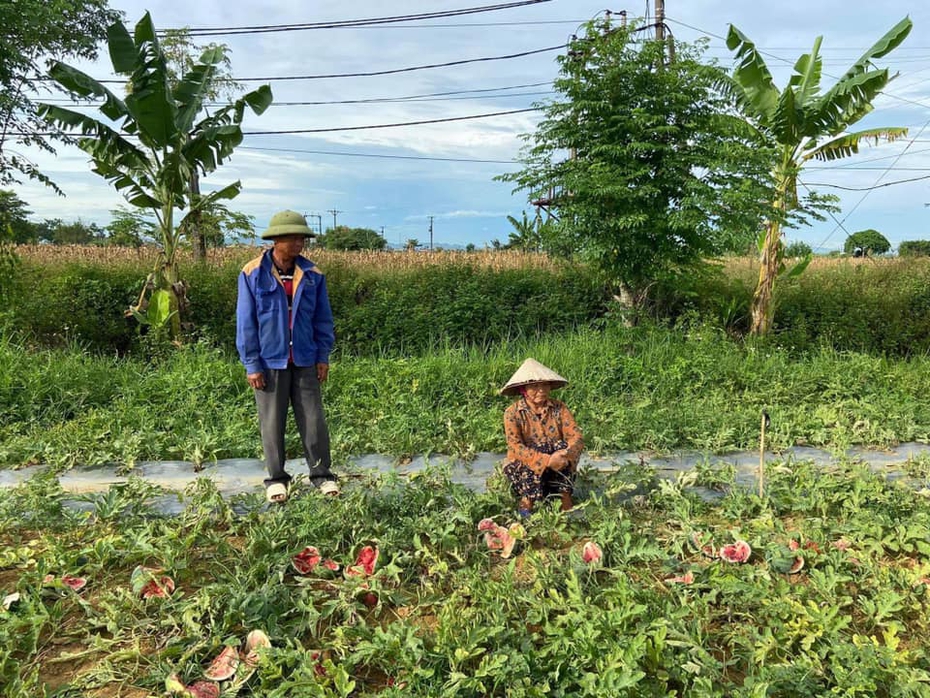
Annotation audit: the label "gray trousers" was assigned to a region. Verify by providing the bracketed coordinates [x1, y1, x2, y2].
[254, 365, 333, 487]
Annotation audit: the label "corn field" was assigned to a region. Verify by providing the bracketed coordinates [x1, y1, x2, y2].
[13, 244, 563, 272]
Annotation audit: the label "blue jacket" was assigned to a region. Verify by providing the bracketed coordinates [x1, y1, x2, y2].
[236, 249, 335, 374]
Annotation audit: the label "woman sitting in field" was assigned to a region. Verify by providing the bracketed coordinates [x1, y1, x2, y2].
[500, 358, 584, 516]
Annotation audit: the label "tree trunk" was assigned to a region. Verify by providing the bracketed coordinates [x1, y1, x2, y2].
[189, 170, 206, 262]
[749, 218, 781, 336]
[612, 282, 643, 327]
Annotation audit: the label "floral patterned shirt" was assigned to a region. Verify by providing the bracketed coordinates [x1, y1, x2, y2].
[503, 397, 584, 475]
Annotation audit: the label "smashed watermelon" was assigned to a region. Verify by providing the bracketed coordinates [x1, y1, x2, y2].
[718, 540, 752, 564]
[582, 541, 602, 565]
[346, 545, 379, 577]
[243, 629, 271, 667]
[131, 566, 175, 599]
[291, 546, 322, 575]
[203, 645, 239, 681]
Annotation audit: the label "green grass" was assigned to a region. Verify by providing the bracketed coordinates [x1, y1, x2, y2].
[2, 461, 930, 695]
[1, 323, 929, 470]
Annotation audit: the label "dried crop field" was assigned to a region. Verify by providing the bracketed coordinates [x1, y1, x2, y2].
[13, 244, 563, 273]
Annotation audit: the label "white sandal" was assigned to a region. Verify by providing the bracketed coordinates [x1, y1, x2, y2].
[319, 480, 340, 497]
[266, 482, 288, 503]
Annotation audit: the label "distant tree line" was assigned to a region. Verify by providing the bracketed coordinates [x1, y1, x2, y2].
[315, 225, 387, 251]
[899, 240, 930, 257]
[0, 189, 254, 247]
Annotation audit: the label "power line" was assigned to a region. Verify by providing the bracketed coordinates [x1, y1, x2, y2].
[239, 145, 515, 164]
[43, 88, 555, 109]
[179, 0, 554, 36]
[77, 44, 565, 84]
[7, 107, 540, 140]
[813, 117, 930, 250]
[243, 108, 539, 135]
[801, 174, 930, 191]
[174, 19, 586, 33]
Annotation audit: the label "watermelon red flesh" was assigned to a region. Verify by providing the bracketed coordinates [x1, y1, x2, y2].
[61, 575, 87, 592]
[203, 645, 239, 681]
[291, 546, 322, 575]
[346, 545, 379, 576]
[140, 576, 175, 599]
[718, 541, 752, 564]
[188, 681, 220, 698]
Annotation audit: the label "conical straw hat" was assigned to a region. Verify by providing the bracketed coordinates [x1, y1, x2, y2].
[500, 358, 568, 396]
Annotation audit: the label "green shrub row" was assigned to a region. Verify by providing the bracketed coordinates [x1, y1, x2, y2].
[2, 258, 607, 357]
[5, 255, 930, 357]
[651, 258, 930, 356]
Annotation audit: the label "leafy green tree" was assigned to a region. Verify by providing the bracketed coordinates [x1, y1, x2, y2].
[156, 28, 244, 261]
[784, 240, 813, 258]
[505, 211, 543, 252]
[48, 219, 104, 245]
[0, 189, 35, 242]
[38, 12, 272, 339]
[899, 240, 930, 257]
[180, 203, 254, 247]
[320, 226, 387, 251]
[0, 0, 119, 190]
[500, 20, 772, 308]
[726, 18, 912, 335]
[106, 206, 153, 247]
[844, 229, 890, 256]
[405, 238, 420, 251]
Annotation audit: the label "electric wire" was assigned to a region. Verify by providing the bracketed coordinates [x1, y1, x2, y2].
[243, 107, 540, 135]
[6, 107, 542, 138]
[239, 145, 516, 164]
[801, 174, 930, 191]
[812, 116, 930, 251]
[177, 0, 554, 36]
[82, 44, 566, 84]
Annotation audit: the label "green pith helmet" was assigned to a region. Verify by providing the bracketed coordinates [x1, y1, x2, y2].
[261, 210, 315, 239]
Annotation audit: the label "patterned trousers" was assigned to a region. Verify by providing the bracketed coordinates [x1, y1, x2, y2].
[502, 440, 575, 504]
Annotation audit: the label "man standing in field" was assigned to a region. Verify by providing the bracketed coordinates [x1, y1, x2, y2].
[236, 210, 338, 503]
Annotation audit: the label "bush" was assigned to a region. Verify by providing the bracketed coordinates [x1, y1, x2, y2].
[899, 240, 930, 257]
[6, 254, 607, 357]
[784, 240, 812, 257]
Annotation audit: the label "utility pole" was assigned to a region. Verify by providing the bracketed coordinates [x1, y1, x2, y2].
[428, 216, 434, 251]
[655, 0, 665, 42]
[306, 213, 322, 236]
[327, 208, 341, 231]
[655, 0, 669, 66]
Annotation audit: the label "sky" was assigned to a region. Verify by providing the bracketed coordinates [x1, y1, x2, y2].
[9, 0, 930, 251]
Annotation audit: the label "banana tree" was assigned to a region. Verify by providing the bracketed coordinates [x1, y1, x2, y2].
[38, 12, 272, 339]
[726, 17, 912, 335]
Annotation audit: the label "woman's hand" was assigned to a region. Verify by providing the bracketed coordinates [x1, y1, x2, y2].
[548, 450, 570, 471]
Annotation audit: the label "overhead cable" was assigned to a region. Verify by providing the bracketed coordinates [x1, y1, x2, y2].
[178, 0, 554, 36]
[239, 145, 515, 164]
[244, 108, 540, 135]
[11, 107, 540, 139]
[84, 44, 565, 84]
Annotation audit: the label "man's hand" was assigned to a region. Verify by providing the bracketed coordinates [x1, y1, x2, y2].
[317, 363, 329, 383]
[247, 371, 265, 390]
[548, 451, 570, 471]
